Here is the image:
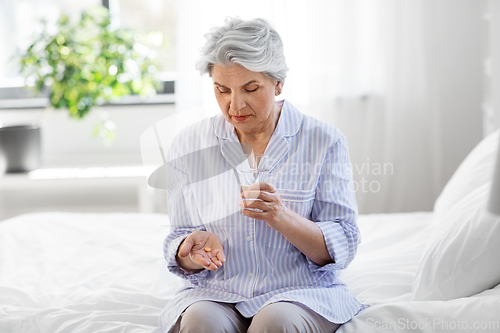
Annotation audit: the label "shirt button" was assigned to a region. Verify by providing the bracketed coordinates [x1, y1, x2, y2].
[246, 236, 252, 242]
[248, 272, 254, 278]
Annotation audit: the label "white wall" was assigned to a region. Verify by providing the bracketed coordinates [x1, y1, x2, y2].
[0, 104, 174, 220]
[489, 0, 500, 132]
[0, 104, 176, 166]
[434, 0, 484, 191]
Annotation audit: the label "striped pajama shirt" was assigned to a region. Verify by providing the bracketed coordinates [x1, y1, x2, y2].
[158, 100, 366, 332]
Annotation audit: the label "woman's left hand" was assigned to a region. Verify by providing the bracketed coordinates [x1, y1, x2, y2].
[239, 182, 288, 230]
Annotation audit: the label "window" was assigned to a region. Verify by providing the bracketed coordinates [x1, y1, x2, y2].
[0, 0, 176, 108]
[109, 0, 176, 73]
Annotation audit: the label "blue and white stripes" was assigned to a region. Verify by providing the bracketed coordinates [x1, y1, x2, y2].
[159, 100, 365, 332]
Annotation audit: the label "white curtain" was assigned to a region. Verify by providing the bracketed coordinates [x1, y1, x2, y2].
[174, 0, 484, 214]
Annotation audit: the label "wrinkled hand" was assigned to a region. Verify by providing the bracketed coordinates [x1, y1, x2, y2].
[239, 182, 288, 230]
[177, 230, 225, 271]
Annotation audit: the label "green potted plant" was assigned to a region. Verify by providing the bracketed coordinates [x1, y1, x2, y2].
[17, 5, 162, 145]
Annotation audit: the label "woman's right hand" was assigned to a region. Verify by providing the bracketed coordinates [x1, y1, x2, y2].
[176, 230, 226, 271]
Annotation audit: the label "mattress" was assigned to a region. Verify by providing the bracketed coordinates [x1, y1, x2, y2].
[0, 212, 498, 332]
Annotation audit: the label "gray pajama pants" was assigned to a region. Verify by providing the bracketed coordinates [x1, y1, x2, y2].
[168, 300, 341, 333]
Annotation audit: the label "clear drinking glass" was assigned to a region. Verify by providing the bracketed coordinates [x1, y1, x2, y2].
[236, 153, 270, 212]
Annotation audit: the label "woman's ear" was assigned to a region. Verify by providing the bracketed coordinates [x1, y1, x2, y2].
[275, 81, 284, 96]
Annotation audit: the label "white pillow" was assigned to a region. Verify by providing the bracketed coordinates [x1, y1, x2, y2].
[412, 183, 500, 301]
[433, 130, 499, 220]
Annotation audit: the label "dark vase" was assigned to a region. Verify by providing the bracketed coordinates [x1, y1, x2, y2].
[0, 124, 41, 173]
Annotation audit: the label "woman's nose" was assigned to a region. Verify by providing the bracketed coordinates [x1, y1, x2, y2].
[230, 93, 246, 112]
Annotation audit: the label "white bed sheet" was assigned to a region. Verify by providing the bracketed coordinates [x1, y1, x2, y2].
[0, 212, 181, 333]
[340, 212, 500, 333]
[1, 212, 498, 333]
[342, 212, 436, 305]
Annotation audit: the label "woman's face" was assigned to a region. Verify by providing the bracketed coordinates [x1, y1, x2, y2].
[211, 64, 282, 137]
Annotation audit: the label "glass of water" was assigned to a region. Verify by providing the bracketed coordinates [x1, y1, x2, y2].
[236, 153, 270, 211]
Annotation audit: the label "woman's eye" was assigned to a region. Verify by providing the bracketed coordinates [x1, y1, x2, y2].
[246, 88, 258, 92]
[217, 87, 229, 93]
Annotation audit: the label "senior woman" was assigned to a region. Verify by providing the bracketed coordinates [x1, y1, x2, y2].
[158, 17, 365, 333]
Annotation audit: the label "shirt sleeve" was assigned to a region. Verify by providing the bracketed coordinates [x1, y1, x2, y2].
[308, 134, 360, 272]
[162, 143, 210, 282]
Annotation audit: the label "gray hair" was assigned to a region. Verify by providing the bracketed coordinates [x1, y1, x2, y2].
[195, 17, 288, 82]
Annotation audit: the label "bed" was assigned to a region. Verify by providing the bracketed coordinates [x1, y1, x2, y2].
[1, 130, 499, 333]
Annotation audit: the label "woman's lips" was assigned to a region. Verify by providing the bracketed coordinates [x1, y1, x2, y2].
[233, 115, 250, 122]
